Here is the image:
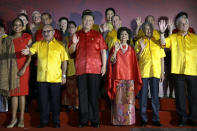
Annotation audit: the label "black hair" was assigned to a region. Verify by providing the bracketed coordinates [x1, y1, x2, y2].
[174, 11, 188, 27]
[112, 15, 121, 21]
[41, 12, 52, 19]
[117, 27, 132, 45]
[11, 18, 24, 35]
[82, 11, 94, 20]
[105, 8, 116, 16]
[68, 21, 76, 27]
[12, 18, 24, 27]
[58, 17, 69, 23]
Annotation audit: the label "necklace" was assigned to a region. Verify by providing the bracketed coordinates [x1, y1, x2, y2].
[120, 44, 128, 54]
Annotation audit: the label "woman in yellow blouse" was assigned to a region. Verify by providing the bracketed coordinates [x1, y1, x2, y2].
[62, 21, 78, 110]
[135, 22, 165, 127]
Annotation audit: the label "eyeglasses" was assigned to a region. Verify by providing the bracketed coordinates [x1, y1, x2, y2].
[42, 30, 53, 34]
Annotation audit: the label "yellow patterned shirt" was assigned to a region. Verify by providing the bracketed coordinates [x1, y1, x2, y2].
[135, 37, 165, 78]
[30, 38, 68, 82]
[164, 32, 197, 76]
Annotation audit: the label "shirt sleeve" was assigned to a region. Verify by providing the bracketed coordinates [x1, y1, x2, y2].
[160, 48, 166, 58]
[99, 34, 108, 50]
[134, 40, 141, 54]
[164, 35, 172, 49]
[60, 46, 69, 62]
[30, 42, 39, 55]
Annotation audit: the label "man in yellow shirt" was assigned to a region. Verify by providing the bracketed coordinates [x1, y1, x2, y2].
[22, 24, 68, 128]
[135, 22, 165, 127]
[159, 16, 197, 127]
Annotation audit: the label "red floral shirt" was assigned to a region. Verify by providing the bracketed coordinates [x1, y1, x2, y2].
[71, 29, 107, 75]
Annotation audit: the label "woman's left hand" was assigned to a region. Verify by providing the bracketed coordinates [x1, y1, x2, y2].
[17, 68, 26, 77]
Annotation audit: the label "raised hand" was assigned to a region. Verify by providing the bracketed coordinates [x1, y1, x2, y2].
[159, 20, 168, 33]
[99, 24, 104, 32]
[20, 9, 27, 15]
[114, 42, 120, 52]
[136, 17, 142, 27]
[21, 46, 30, 55]
[72, 33, 79, 45]
[99, 23, 109, 33]
[103, 23, 109, 32]
[139, 38, 147, 51]
[168, 19, 173, 31]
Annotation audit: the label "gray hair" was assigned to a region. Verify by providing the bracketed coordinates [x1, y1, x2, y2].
[175, 16, 189, 27]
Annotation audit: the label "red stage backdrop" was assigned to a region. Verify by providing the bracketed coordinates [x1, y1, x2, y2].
[0, 0, 197, 32]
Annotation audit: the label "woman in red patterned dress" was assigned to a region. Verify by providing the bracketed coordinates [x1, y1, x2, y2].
[7, 18, 32, 128]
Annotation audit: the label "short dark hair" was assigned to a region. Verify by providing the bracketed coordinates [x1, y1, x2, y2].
[117, 27, 132, 45]
[145, 15, 155, 22]
[141, 22, 153, 36]
[12, 18, 24, 27]
[158, 16, 168, 24]
[68, 21, 76, 27]
[112, 15, 121, 21]
[58, 17, 68, 23]
[105, 8, 116, 16]
[42, 12, 52, 19]
[82, 11, 94, 20]
[174, 11, 188, 27]
[18, 13, 29, 21]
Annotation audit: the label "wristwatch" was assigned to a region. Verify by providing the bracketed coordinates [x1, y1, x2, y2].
[62, 74, 66, 78]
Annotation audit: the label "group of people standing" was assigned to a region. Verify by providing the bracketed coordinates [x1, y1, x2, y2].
[0, 7, 197, 129]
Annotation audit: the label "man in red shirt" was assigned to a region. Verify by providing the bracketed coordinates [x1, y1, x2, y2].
[35, 12, 62, 41]
[69, 11, 107, 128]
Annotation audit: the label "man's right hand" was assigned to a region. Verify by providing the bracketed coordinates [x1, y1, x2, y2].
[72, 33, 79, 45]
[136, 17, 142, 27]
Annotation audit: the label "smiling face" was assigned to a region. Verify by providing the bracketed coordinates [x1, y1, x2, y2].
[112, 15, 121, 29]
[42, 14, 52, 25]
[120, 30, 129, 44]
[144, 24, 152, 38]
[177, 17, 189, 33]
[42, 25, 55, 42]
[33, 13, 41, 24]
[13, 19, 24, 33]
[59, 19, 68, 31]
[68, 23, 76, 35]
[82, 15, 94, 31]
[106, 10, 115, 23]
